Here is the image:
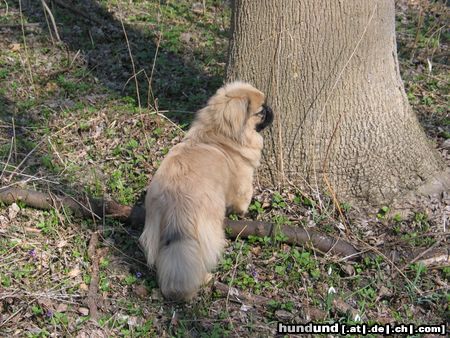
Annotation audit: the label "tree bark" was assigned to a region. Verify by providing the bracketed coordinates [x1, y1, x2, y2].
[226, 0, 447, 204]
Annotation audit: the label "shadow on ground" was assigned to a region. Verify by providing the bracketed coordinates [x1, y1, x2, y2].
[0, 0, 226, 325]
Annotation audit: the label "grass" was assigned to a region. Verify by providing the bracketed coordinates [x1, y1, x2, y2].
[0, 0, 449, 336]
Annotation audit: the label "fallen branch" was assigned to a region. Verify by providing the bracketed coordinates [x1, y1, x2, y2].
[0, 187, 144, 225]
[0, 187, 360, 260]
[225, 219, 360, 259]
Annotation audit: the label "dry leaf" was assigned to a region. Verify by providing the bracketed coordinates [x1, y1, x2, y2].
[57, 240, 68, 248]
[24, 227, 41, 233]
[0, 215, 8, 227]
[78, 307, 89, 316]
[9, 43, 21, 51]
[68, 268, 81, 278]
[79, 283, 89, 291]
[133, 285, 149, 299]
[56, 303, 68, 313]
[8, 203, 20, 220]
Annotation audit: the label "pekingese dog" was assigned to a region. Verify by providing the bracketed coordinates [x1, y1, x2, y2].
[139, 81, 273, 301]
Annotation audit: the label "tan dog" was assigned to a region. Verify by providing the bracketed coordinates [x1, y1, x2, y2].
[139, 81, 273, 301]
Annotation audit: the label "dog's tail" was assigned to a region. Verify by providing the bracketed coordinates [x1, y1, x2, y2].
[156, 232, 206, 301]
[157, 208, 225, 301]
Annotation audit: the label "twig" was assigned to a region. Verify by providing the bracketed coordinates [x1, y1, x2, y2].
[7, 138, 46, 182]
[410, 6, 425, 63]
[118, 14, 141, 109]
[416, 253, 449, 268]
[3, 0, 8, 15]
[122, 69, 145, 93]
[392, 239, 447, 277]
[0, 167, 60, 185]
[42, 0, 54, 44]
[147, 30, 162, 110]
[226, 226, 246, 306]
[86, 231, 100, 320]
[41, 0, 61, 42]
[0, 138, 14, 181]
[47, 137, 67, 170]
[409, 239, 443, 266]
[12, 117, 16, 163]
[224, 230, 246, 337]
[18, 0, 35, 92]
[6, 121, 75, 182]
[214, 281, 269, 306]
[0, 307, 24, 327]
[355, 237, 423, 295]
[154, 111, 186, 134]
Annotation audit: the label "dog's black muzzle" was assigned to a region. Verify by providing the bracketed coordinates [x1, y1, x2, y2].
[255, 104, 274, 132]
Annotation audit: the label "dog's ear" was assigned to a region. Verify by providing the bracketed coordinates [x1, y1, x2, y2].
[225, 83, 265, 115]
[195, 81, 265, 142]
[218, 82, 265, 140]
[220, 92, 248, 140]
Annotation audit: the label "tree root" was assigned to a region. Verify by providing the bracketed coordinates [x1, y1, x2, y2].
[0, 187, 361, 260]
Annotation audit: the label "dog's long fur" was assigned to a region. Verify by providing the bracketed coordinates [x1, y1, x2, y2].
[139, 81, 273, 301]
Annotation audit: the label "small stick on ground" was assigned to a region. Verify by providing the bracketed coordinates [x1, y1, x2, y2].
[86, 231, 106, 321]
[41, 0, 61, 43]
[213, 281, 269, 307]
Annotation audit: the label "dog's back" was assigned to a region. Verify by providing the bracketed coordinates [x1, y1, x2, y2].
[139, 143, 228, 301]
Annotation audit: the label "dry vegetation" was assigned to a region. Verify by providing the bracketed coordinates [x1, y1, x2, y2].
[0, 0, 448, 337]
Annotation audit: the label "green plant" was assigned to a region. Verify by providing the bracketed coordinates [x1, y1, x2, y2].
[248, 200, 264, 214]
[341, 202, 352, 213]
[377, 206, 390, 219]
[36, 210, 59, 235]
[411, 262, 427, 285]
[267, 299, 294, 312]
[393, 213, 402, 222]
[247, 235, 271, 246]
[124, 274, 137, 285]
[272, 192, 286, 208]
[31, 305, 44, 316]
[51, 312, 69, 326]
[272, 214, 290, 226]
[99, 257, 110, 269]
[1, 275, 11, 287]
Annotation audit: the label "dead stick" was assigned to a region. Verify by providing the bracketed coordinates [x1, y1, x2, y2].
[0, 187, 360, 259]
[86, 231, 99, 321]
[213, 281, 269, 306]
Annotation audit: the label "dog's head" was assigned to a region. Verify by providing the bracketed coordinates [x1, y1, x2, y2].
[194, 81, 274, 142]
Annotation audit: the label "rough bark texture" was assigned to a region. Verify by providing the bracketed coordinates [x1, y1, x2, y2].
[226, 0, 446, 204]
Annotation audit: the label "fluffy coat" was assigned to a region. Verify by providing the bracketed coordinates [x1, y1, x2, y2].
[139, 81, 273, 301]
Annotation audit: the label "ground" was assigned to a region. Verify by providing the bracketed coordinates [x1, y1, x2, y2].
[0, 0, 449, 337]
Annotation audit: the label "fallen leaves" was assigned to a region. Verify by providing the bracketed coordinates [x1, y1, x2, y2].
[9, 43, 20, 52]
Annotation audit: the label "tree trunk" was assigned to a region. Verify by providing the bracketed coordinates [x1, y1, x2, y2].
[226, 0, 447, 204]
